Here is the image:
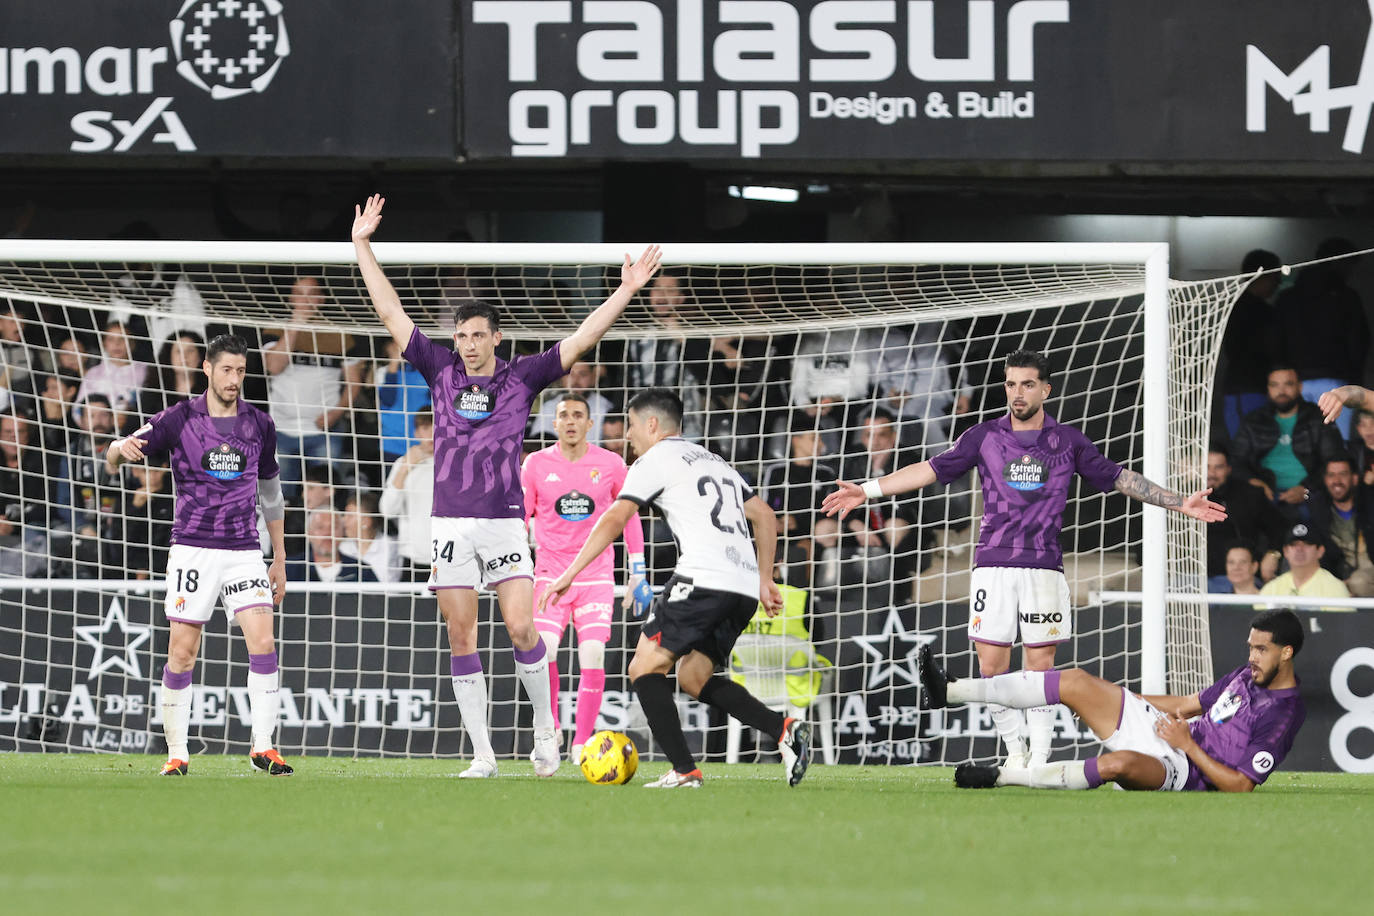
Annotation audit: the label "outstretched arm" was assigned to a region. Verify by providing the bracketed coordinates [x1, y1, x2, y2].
[821, 460, 938, 520]
[351, 195, 416, 351]
[1113, 470, 1227, 523]
[559, 246, 662, 370]
[1318, 385, 1374, 425]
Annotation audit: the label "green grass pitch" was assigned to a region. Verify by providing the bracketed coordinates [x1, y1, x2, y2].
[1, 756, 1368, 915]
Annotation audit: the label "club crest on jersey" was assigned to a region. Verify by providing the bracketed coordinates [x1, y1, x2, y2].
[455, 384, 495, 420]
[202, 443, 247, 480]
[556, 490, 594, 522]
[589, 468, 601, 483]
[1003, 454, 1047, 491]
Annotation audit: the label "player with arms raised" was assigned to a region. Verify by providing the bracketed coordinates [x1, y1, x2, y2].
[823, 349, 1226, 768]
[107, 335, 291, 776]
[920, 609, 1305, 792]
[352, 194, 661, 778]
[542, 389, 811, 788]
[522, 394, 651, 763]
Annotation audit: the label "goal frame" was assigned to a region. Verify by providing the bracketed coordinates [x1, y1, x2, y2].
[0, 238, 1173, 693]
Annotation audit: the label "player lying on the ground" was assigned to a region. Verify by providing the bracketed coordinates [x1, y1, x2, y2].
[920, 608, 1305, 792]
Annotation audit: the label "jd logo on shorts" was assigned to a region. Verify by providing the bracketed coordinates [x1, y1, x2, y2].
[556, 491, 594, 522]
[202, 443, 247, 480]
[455, 384, 495, 420]
[1003, 454, 1047, 491]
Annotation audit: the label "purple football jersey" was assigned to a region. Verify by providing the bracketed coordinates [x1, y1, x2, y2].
[138, 394, 279, 552]
[404, 328, 564, 519]
[928, 414, 1123, 570]
[1184, 665, 1305, 790]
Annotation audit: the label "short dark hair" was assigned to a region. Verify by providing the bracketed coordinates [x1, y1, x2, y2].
[1225, 541, 1259, 563]
[206, 334, 247, 363]
[453, 299, 501, 333]
[1267, 364, 1300, 382]
[555, 393, 590, 413]
[413, 405, 434, 429]
[1004, 349, 1052, 384]
[1325, 455, 1356, 475]
[1208, 442, 1231, 461]
[1250, 609, 1305, 657]
[627, 388, 683, 431]
[304, 464, 334, 487]
[1241, 249, 1281, 274]
[859, 406, 897, 427]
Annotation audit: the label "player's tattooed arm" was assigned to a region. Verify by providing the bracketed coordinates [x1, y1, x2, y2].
[1113, 470, 1182, 508]
[1115, 470, 1227, 523]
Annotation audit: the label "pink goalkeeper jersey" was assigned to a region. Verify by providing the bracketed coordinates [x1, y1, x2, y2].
[522, 443, 645, 583]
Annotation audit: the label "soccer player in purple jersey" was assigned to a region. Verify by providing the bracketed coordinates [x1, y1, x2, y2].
[823, 350, 1226, 768]
[106, 335, 292, 777]
[352, 194, 661, 778]
[919, 609, 1305, 792]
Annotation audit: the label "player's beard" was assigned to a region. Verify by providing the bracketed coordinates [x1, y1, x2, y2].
[1010, 402, 1042, 422]
[209, 383, 239, 410]
[1250, 661, 1276, 687]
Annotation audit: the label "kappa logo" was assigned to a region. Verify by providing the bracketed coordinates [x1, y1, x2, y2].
[1247, 1, 1374, 154]
[545, 472, 561, 482]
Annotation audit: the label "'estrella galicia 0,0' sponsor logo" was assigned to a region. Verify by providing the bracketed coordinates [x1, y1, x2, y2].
[556, 491, 593, 521]
[1003, 454, 1046, 491]
[202, 443, 247, 480]
[455, 384, 494, 420]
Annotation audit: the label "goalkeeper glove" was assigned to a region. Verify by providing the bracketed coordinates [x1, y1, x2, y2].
[628, 554, 653, 618]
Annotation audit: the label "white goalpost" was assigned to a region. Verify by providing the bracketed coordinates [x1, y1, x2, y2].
[0, 238, 1238, 765]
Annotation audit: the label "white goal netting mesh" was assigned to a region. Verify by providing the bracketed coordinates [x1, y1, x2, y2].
[0, 242, 1241, 766]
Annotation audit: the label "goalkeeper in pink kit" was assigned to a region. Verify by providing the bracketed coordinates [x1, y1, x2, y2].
[522, 394, 651, 763]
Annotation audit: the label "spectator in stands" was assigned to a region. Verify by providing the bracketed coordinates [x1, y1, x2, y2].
[284, 463, 336, 561]
[120, 461, 174, 578]
[701, 334, 773, 465]
[1259, 522, 1351, 608]
[375, 335, 431, 464]
[56, 393, 121, 576]
[600, 415, 630, 462]
[0, 413, 52, 576]
[380, 406, 434, 581]
[134, 332, 206, 423]
[626, 270, 709, 438]
[339, 489, 401, 583]
[761, 415, 839, 544]
[0, 301, 35, 394]
[286, 509, 375, 583]
[1205, 444, 1285, 581]
[865, 322, 971, 450]
[34, 369, 81, 454]
[531, 360, 613, 443]
[263, 276, 366, 498]
[1216, 250, 1282, 438]
[76, 320, 148, 425]
[1304, 456, 1374, 597]
[1208, 543, 1263, 596]
[1349, 410, 1374, 485]
[54, 335, 89, 379]
[1230, 366, 1346, 522]
[1275, 238, 1368, 439]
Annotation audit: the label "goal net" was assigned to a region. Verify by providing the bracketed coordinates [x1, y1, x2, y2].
[0, 240, 1241, 766]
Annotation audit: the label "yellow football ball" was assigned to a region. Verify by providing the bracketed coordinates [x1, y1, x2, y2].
[579, 730, 638, 786]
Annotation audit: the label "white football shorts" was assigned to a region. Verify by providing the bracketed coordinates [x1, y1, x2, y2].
[164, 544, 273, 625]
[1102, 691, 1190, 792]
[967, 566, 1072, 647]
[429, 516, 534, 590]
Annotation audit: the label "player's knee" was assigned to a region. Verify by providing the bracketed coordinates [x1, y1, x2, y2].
[539, 630, 559, 655]
[677, 668, 708, 697]
[505, 621, 538, 649]
[578, 639, 605, 670]
[977, 659, 1010, 678]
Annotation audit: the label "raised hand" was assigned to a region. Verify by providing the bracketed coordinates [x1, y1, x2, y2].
[621, 244, 663, 292]
[117, 435, 148, 464]
[1180, 488, 1227, 523]
[351, 194, 386, 243]
[821, 480, 866, 519]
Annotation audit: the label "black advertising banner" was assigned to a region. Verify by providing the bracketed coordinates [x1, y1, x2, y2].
[458, 0, 1374, 162]
[0, 0, 454, 158]
[1208, 609, 1374, 774]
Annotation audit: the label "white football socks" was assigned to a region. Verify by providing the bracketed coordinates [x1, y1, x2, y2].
[995, 761, 1093, 790]
[513, 643, 555, 731]
[161, 685, 192, 761]
[949, 670, 1052, 708]
[988, 704, 1028, 762]
[1027, 705, 1056, 766]
[247, 670, 280, 754]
